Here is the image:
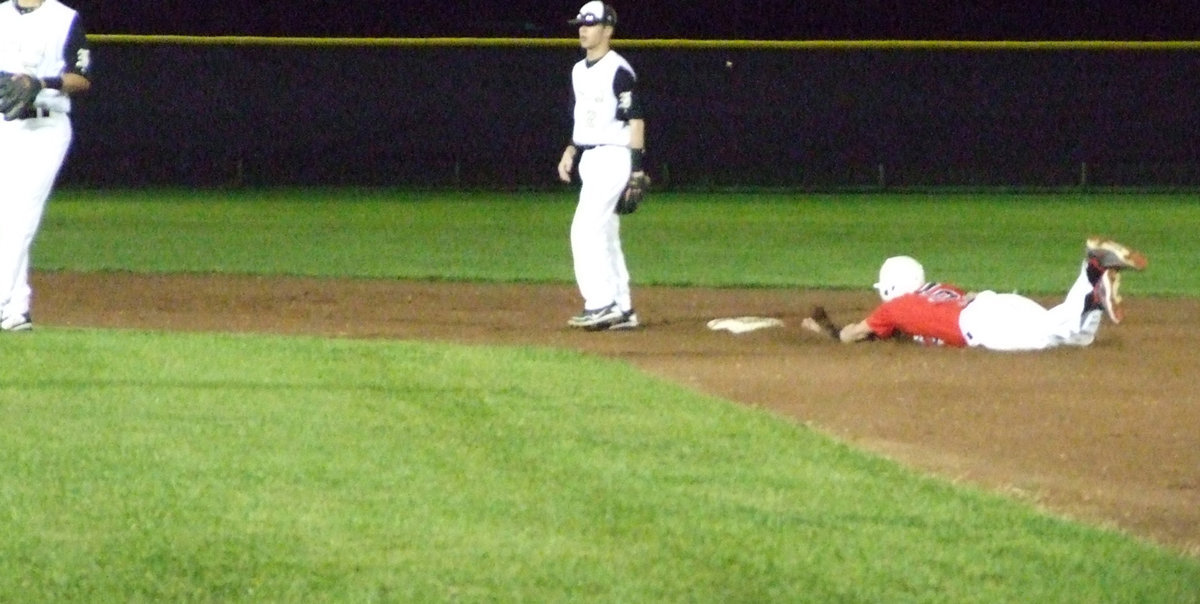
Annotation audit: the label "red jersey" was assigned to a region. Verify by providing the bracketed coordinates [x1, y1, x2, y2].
[865, 283, 970, 347]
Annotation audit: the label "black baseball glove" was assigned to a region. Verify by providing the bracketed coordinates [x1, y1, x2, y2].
[616, 172, 650, 215]
[0, 73, 43, 121]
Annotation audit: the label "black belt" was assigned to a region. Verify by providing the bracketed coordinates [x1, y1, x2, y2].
[575, 144, 619, 152]
[15, 107, 57, 120]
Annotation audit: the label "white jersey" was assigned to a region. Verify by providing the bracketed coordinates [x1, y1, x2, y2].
[570, 50, 637, 147]
[564, 47, 643, 319]
[0, 0, 88, 328]
[0, 0, 89, 114]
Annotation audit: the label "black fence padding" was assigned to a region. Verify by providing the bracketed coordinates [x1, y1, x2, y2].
[59, 44, 1200, 190]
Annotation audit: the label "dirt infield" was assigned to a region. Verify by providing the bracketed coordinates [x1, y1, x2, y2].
[33, 271, 1200, 555]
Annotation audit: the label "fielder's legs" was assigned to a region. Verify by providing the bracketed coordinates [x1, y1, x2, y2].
[571, 146, 632, 311]
[0, 116, 72, 324]
[603, 215, 632, 311]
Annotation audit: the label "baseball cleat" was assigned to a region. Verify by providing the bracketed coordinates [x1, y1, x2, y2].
[0, 312, 33, 332]
[1092, 269, 1125, 324]
[568, 303, 623, 329]
[1086, 237, 1147, 271]
[605, 309, 640, 330]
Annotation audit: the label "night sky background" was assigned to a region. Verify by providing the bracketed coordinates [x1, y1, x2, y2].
[77, 1, 1199, 40]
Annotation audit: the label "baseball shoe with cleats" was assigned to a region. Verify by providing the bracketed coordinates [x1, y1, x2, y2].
[0, 312, 33, 332]
[567, 303, 623, 329]
[1092, 269, 1126, 324]
[1086, 237, 1147, 272]
[605, 309, 640, 330]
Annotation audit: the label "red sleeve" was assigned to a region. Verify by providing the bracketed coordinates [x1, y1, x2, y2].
[866, 300, 904, 339]
[865, 288, 969, 347]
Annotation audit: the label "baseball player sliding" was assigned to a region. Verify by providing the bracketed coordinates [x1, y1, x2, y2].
[557, 1, 648, 331]
[0, 0, 91, 332]
[803, 238, 1148, 351]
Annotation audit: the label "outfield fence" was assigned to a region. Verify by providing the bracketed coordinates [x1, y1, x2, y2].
[64, 36, 1200, 190]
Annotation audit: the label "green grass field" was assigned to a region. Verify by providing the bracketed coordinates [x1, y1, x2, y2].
[37, 188, 1196, 294]
[3, 189, 1198, 601]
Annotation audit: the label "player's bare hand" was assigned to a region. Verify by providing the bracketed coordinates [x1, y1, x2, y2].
[803, 305, 843, 340]
[557, 150, 575, 183]
[801, 317, 825, 335]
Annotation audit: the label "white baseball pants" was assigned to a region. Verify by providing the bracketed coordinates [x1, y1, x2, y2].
[959, 261, 1102, 351]
[0, 113, 72, 321]
[571, 145, 632, 312]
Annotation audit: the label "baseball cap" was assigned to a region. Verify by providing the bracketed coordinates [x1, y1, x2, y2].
[568, 1, 617, 27]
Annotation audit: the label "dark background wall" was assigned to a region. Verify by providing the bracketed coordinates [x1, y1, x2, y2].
[60, 42, 1200, 190]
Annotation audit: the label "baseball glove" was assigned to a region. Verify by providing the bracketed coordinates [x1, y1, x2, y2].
[616, 172, 650, 215]
[0, 73, 43, 121]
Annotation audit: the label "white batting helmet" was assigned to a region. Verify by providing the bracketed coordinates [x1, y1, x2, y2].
[873, 256, 925, 301]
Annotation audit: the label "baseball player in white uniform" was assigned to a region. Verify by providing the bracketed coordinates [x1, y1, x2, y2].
[0, 0, 90, 332]
[557, 1, 646, 331]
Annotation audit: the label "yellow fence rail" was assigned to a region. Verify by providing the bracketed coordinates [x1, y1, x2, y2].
[88, 35, 1200, 51]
